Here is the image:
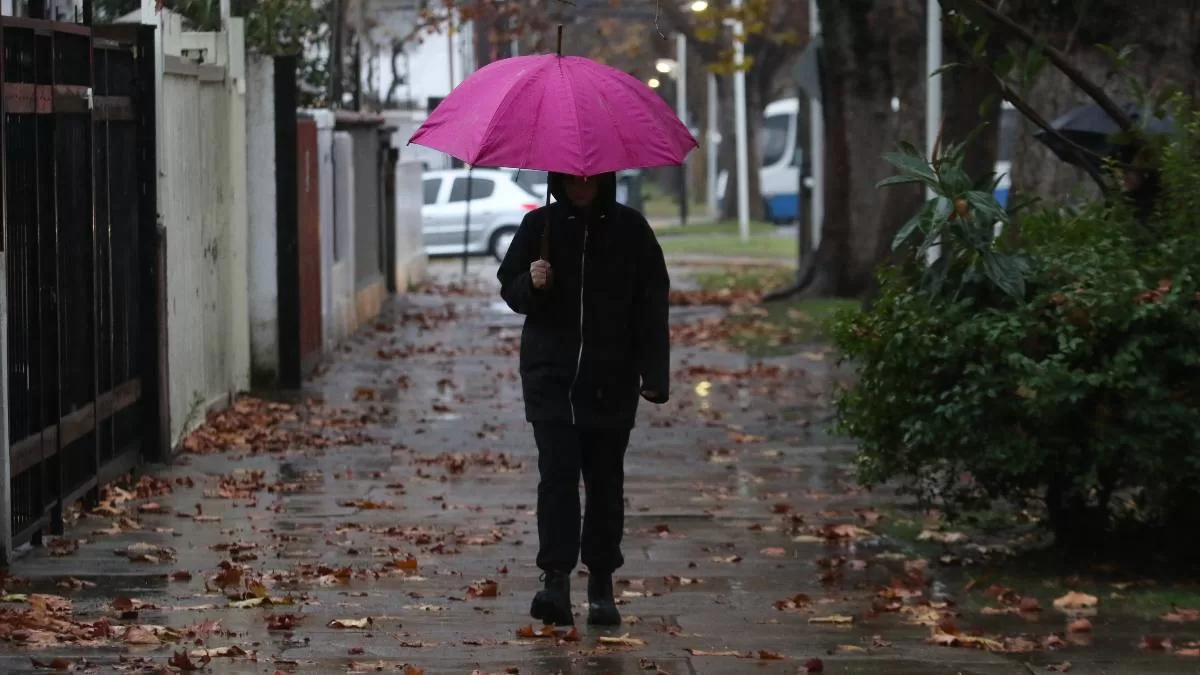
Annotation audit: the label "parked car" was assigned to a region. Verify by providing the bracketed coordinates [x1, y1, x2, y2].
[422, 168, 543, 262]
[502, 168, 550, 200]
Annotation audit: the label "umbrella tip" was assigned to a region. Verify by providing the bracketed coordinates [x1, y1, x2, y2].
[557, 25, 563, 56]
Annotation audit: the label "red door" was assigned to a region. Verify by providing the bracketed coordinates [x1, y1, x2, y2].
[297, 118, 323, 372]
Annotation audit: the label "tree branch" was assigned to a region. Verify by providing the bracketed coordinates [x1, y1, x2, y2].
[950, 0, 1136, 131]
[985, 69, 1111, 192]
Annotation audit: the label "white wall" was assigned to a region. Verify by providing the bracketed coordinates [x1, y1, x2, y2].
[374, 7, 475, 108]
[392, 159, 427, 291]
[309, 110, 337, 354]
[246, 56, 278, 381]
[330, 131, 357, 346]
[156, 17, 251, 446]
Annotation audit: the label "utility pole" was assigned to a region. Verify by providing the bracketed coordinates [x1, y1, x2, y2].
[330, 0, 345, 106]
[731, 0, 751, 241]
[675, 32, 688, 227]
[925, 0, 943, 261]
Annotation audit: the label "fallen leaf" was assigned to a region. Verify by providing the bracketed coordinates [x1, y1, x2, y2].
[928, 627, 1003, 651]
[467, 579, 499, 598]
[123, 625, 162, 645]
[29, 657, 74, 671]
[917, 530, 968, 544]
[229, 597, 265, 609]
[1163, 606, 1200, 623]
[808, 615, 855, 625]
[190, 646, 248, 658]
[758, 649, 785, 660]
[598, 634, 647, 647]
[803, 657, 825, 672]
[169, 651, 210, 671]
[1140, 636, 1173, 651]
[686, 648, 749, 657]
[830, 644, 864, 655]
[516, 624, 556, 638]
[328, 617, 372, 629]
[561, 626, 581, 642]
[1068, 618, 1092, 633]
[1053, 591, 1098, 610]
[760, 547, 787, 557]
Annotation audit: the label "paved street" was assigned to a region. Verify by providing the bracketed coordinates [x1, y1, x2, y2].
[0, 262, 1190, 674]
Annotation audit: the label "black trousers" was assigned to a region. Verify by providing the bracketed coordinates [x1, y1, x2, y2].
[532, 422, 631, 574]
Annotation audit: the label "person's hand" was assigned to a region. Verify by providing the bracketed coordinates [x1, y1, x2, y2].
[530, 260, 552, 289]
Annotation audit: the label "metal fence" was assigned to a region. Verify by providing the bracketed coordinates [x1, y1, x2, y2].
[3, 17, 157, 552]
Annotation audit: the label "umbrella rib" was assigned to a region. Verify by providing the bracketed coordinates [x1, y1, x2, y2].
[594, 85, 638, 174]
[558, 57, 587, 175]
[476, 61, 546, 166]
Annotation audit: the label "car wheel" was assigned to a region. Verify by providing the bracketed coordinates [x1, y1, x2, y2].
[490, 227, 518, 262]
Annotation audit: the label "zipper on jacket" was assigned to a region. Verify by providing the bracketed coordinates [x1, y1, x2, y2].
[568, 221, 589, 425]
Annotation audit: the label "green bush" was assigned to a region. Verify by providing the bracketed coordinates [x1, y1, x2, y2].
[833, 107, 1200, 547]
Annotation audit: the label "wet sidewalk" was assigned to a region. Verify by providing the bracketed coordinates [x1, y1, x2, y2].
[0, 268, 1192, 674]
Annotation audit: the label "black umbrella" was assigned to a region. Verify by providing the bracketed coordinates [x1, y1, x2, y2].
[1033, 102, 1175, 171]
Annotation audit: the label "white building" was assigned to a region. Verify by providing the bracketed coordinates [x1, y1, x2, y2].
[367, 2, 476, 110]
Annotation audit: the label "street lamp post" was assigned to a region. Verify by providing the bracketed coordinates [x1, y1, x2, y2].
[807, 0, 823, 251]
[926, 0, 943, 261]
[731, 0, 751, 242]
[675, 32, 689, 226]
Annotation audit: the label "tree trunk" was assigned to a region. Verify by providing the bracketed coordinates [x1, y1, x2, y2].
[778, 0, 926, 299]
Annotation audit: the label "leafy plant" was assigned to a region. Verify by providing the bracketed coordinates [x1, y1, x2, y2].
[877, 135, 1030, 303]
[836, 103, 1200, 550]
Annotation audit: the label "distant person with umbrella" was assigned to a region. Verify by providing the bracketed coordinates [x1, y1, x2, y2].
[407, 27, 696, 628]
[498, 172, 670, 627]
[1034, 101, 1172, 222]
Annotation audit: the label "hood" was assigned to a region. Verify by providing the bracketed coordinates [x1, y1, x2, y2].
[547, 172, 618, 213]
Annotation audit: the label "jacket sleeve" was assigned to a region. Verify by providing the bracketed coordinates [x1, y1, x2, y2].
[497, 211, 547, 316]
[636, 220, 671, 404]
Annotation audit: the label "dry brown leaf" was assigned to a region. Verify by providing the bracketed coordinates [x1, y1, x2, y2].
[758, 649, 785, 660]
[1163, 606, 1200, 623]
[1052, 591, 1098, 610]
[169, 651, 210, 671]
[467, 579, 499, 598]
[808, 615, 855, 625]
[1067, 617, 1092, 633]
[685, 648, 749, 657]
[123, 625, 162, 645]
[29, 657, 74, 671]
[598, 634, 646, 647]
[917, 530, 969, 544]
[189, 645, 248, 658]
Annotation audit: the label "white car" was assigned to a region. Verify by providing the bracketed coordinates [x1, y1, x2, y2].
[422, 168, 544, 262]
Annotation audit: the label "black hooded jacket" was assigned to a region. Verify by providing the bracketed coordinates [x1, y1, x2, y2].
[497, 172, 671, 430]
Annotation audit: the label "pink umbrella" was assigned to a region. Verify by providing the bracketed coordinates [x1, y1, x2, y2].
[407, 51, 697, 175]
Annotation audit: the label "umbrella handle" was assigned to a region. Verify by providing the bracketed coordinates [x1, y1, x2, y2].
[539, 186, 551, 263]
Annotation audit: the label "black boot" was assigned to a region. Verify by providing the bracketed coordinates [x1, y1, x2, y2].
[530, 571, 574, 626]
[587, 573, 621, 626]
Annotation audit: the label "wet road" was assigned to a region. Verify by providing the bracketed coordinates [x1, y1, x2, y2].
[0, 263, 1194, 674]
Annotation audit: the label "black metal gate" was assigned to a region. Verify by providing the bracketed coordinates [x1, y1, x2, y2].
[3, 17, 159, 551]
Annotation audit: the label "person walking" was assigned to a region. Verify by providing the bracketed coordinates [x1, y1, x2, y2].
[497, 172, 671, 627]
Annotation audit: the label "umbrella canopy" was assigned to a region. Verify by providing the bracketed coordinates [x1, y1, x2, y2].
[1033, 102, 1175, 170]
[408, 54, 698, 176]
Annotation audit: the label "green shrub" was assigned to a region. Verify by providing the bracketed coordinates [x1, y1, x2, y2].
[834, 107, 1200, 547]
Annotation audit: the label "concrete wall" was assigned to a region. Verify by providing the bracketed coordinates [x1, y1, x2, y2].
[246, 56, 278, 383]
[330, 131, 357, 345]
[309, 110, 337, 354]
[393, 159, 427, 291]
[157, 16, 250, 446]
